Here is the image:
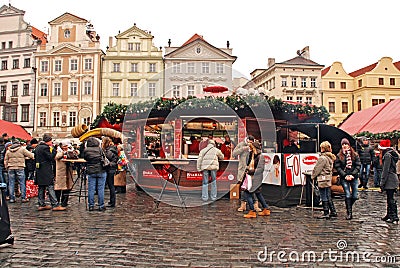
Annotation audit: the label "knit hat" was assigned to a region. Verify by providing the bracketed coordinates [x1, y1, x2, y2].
[42, 133, 52, 142]
[378, 139, 391, 150]
[30, 138, 38, 145]
[252, 140, 261, 150]
[341, 138, 350, 146]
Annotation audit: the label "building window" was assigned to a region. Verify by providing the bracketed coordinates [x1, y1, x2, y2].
[8, 41, 13, 49]
[216, 63, 224, 74]
[128, 43, 134, 51]
[70, 59, 78, 71]
[328, 102, 335, 113]
[84, 81, 92, 95]
[64, 29, 70, 38]
[357, 100, 361, 111]
[69, 111, 76, 127]
[358, 79, 362, 87]
[282, 77, 287, 87]
[12, 59, 19, 69]
[21, 105, 29, 122]
[291, 77, 297, 87]
[40, 83, 47, 96]
[311, 77, 316, 88]
[172, 62, 181, 73]
[130, 83, 138, 97]
[296, 96, 303, 103]
[24, 58, 30, 68]
[53, 111, 60, 127]
[172, 85, 180, 98]
[130, 63, 138, 72]
[149, 63, 156, 72]
[113, 63, 120, 72]
[286, 96, 293, 101]
[1, 86, 6, 102]
[305, 97, 312, 104]
[340, 82, 346, 89]
[201, 62, 210, 74]
[53, 83, 61, 96]
[39, 112, 46, 127]
[54, 60, 62, 72]
[341, 102, 349, 113]
[187, 85, 195, 96]
[1, 42, 5, 49]
[148, 83, 156, 97]
[329, 81, 335, 89]
[11, 85, 18, 97]
[372, 99, 385, 106]
[301, 77, 307, 88]
[112, 83, 119, 96]
[70, 82, 77, 95]
[40, 61, 48, 72]
[1, 60, 8, 70]
[187, 63, 195, 73]
[84, 58, 92, 70]
[10, 107, 17, 122]
[390, 78, 395, 85]
[23, 83, 29, 96]
[378, 78, 384, 85]
[135, 43, 141, 51]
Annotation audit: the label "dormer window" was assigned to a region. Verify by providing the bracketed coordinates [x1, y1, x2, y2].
[196, 46, 201, 54]
[64, 29, 71, 38]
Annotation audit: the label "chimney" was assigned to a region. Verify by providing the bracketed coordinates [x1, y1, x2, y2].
[108, 36, 113, 48]
[268, 58, 275, 68]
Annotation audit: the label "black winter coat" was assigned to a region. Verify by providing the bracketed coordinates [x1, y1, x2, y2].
[357, 144, 374, 164]
[105, 145, 118, 172]
[334, 151, 361, 181]
[83, 137, 104, 175]
[381, 148, 399, 190]
[34, 142, 56, 186]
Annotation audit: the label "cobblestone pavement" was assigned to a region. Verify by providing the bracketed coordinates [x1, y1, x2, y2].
[0, 182, 400, 267]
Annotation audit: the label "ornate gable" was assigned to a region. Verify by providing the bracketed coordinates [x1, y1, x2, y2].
[50, 44, 80, 54]
[0, 4, 25, 17]
[49, 12, 87, 25]
[117, 24, 153, 39]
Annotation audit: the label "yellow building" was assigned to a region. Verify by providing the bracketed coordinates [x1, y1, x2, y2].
[102, 24, 163, 108]
[322, 57, 400, 126]
[34, 12, 104, 138]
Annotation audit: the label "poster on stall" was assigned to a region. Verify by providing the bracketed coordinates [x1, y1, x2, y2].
[174, 119, 182, 159]
[262, 153, 282, 186]
[285, 153, 319, 186]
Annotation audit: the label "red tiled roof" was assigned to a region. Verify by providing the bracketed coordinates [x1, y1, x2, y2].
[182, 33, 205, 46]
[394, 61, 400, 70]
[348, 62, 377, 77]
[321, 66, 331, 76]
[0, 120, 32, 140]
[31, 26, 47, 44]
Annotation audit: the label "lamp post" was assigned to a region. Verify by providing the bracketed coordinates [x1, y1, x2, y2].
[31, 66, 37, 134]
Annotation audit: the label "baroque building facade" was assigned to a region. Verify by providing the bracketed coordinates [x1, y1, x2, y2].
[322, 57, 400, 126]
[34, 12, 103, 138]
[101, 24, 163, 107]
[246, 46, 324, 106]
[163, 34, 236, 98]
[0, 4, 46, 134]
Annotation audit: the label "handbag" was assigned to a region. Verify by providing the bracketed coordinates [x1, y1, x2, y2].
[100, 149, 111, 169]
[241, 174, 253, 191]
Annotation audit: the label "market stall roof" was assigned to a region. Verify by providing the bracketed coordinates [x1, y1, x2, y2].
[281, 123, 355, 153]
[339, 98, 400, 135]
[0, 120, 32, 140]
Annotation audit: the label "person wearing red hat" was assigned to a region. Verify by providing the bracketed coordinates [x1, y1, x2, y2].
[334, 138, 361, 220]
[378, 139, 399, 224]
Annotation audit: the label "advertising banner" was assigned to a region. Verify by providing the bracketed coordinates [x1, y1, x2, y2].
[262, 153, 282, 186]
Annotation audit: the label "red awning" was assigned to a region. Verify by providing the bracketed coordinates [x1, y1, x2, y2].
[339, 99, 400, 135]
[203, 85, 228, 93]
[0, 120, 32, 140]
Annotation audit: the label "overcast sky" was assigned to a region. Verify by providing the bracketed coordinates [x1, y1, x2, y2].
[6, 0, 400, 78]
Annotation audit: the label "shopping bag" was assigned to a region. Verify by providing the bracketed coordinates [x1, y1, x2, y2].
[26, 179, 38, 198]
[241, 174, 253, 191]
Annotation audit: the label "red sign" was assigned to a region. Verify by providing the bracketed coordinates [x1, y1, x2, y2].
[302, 155, 318, 165]
[142, 169, 168, 179]
[264, 155, 271, 165]
[174, 119, 182, 158]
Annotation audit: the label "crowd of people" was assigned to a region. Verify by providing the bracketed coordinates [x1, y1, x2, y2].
[0, 132, 127, 212]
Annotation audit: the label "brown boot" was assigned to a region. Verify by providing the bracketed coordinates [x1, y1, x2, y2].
[38, 205, 52, 211]
[237, 201, 247, 212]
[254, 201, 262, 212]
[244, 210, 257, 218]
[52, 206, 67, 211]
[258, 208, 271, 216]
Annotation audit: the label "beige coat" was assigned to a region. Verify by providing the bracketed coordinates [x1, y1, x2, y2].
[4, 144, 34, 170]
[54, 151, 74, 190]
[197, 142, 224, 171]
[232, 141, 250, 182]
[311, 152, 335, 188]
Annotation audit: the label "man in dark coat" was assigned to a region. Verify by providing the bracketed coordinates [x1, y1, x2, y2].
[34, 134, 66, 211]
[357, 137, 374, 189]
